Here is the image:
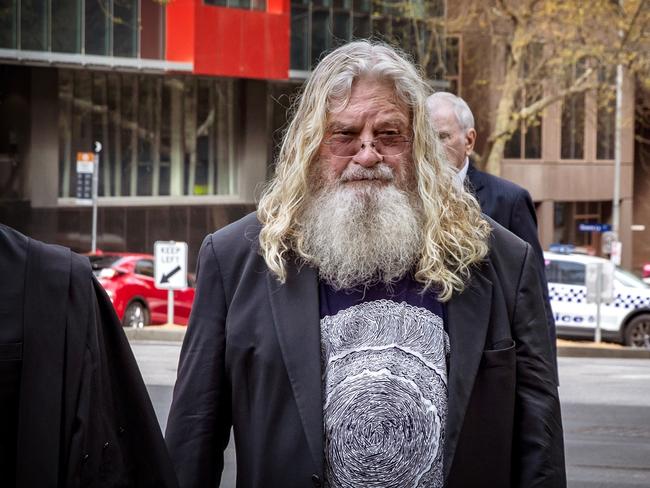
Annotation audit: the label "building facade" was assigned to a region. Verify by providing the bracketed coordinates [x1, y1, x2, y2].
[0, 0, 645, 271]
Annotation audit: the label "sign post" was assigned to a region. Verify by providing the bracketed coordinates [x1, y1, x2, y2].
[91, 141, 101, 253]
[154, 241, 188, 325]
[586, 262, 615, 343]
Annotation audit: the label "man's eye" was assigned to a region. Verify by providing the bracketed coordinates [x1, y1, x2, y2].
[438, 132, 450, 140]
[330, 135, 355, 144]
[377, 135, 402, 146]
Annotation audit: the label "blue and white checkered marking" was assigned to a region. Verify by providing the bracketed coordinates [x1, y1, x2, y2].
[549, 285, 650, 310]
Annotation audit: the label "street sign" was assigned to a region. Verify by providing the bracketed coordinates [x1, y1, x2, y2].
[586, 262, 615, 304]
[601, 231, 617, 254]
[610, 241, 622, 266]
[578, 223, 612, 233]
[75, 152, 95, 205]
[154, 241, 188, 290]
[586, 261, 615, 343]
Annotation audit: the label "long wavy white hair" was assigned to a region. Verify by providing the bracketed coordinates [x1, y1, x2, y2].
[258, 41, 490, 301]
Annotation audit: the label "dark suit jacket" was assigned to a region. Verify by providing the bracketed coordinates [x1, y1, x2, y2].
[166, 212, 565, 488]
[466, 163, 558, 372]
[0, 224, 178, 487]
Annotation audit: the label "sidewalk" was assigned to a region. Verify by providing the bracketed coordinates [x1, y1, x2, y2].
[125, 326, 650, 359]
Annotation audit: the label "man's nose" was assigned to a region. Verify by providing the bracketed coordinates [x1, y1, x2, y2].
[352, 142, 382, 167]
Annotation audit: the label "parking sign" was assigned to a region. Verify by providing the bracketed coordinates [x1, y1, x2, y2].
[154, 241, 188, 290]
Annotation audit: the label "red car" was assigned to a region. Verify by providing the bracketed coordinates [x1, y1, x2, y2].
[88, 253, 195, 327]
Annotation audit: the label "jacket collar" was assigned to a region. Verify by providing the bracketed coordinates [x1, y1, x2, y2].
[266, 258, 493, 481]
[465, 160, 485, 193]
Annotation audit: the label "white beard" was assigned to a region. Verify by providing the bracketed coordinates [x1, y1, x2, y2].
[298, 166, 423, 290]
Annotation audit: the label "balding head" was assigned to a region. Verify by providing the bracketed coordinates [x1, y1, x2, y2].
[426, 92, 477, 170]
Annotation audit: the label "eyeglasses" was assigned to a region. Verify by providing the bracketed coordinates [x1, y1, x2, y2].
[323, 134, 412, 158]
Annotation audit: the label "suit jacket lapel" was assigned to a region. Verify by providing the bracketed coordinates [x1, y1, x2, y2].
[444, 267, 493, 479]
[266, 260, 324, 475]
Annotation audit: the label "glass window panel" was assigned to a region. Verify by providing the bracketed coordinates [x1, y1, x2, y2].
[52, 0, 81, 53]
[58, 70, 74, 197]
[107, 74, 123, 196]
[85, 0, 110, 55]
[92, 73, 112, 196]
[504, 128, 522, 158]
[159, 79, 172, 196]
[251, 0, 266, 10]
[137, 76, 154, 196]
[0, 0, 18, 48]
[21, 0, 48, 51]
[113, 0, 138, 58]
[445, 36, 460, 77]
[353, 0, 370, 12]
[204, 0, 227, 5]
[561, 93, 585, 159]
[352, 14, 370, 38]
[121, 74, 138, 196]
[596, 73, 615, 160]
[311, 10, 331, 68]
[332, 11, 350, 44]
[290, 5, 309, 70]
[141, 0, 164, 59]
[228, 0, 251, 8]
[524, 122, 542, 159]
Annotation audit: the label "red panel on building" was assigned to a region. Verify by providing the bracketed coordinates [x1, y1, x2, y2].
[166, 0, 290, 80]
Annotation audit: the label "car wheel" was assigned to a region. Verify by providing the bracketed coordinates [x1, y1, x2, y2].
[122, 301, 149, 329]
[623, 315, 650, 349]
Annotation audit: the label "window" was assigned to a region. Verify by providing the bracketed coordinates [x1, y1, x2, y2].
[505, 45, 543, 159]
[504, 91, 543, 159]
[596, 68, 616, 160]
[135, 259, 154, 277]
[3, 0, 163, 58]
[52, 0, 81, 53]
[204, 0, 266, 10]
[0, 0, 17, 48]
[545, 260, 586, 286]
[113, 0, 138, 58]
[290, 0, 372, 72]
[371, 0, 448, 83]
[561, 62, 587, 159]
[21, 0, 48, 51]
[58, 70, 238, 199]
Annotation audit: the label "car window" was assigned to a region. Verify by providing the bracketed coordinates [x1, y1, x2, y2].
[615, 268, 650, 289]
[135, 259, 154, 278]
[546, 260, 585, 285]
[89, 255, 122, 270]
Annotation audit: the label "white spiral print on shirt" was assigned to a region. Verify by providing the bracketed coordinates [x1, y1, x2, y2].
[321, 299, 449, 488]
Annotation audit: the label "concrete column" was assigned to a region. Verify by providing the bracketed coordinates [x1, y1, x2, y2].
[25, 67, 59, 207]
[238, 80, 270, 203]
[537, 200, 555, 252]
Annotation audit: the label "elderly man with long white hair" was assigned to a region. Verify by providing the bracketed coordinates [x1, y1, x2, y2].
[165, 41, 566, 488]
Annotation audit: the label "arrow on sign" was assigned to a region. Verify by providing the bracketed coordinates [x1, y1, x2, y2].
[161, 265, 181, 284]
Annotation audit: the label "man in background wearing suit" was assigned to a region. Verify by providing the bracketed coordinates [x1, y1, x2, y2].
[426, 91, 557, 377]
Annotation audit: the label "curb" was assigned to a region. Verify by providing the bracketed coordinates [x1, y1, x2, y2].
[124, 328, 650, 359]
[557, 345, 650, 359]
[124, 327, 186, 342]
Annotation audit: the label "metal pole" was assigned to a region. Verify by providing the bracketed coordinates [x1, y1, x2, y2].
[167, 289, 174, 325]
[91, 142, 101, 253]
[611, 1, 624, 262]
[595, 263, 602, 343]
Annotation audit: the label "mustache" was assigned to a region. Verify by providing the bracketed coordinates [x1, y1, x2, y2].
[339, 164, 395, 183]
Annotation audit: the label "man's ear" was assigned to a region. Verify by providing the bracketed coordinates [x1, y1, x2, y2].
[465, 128, 477, 155]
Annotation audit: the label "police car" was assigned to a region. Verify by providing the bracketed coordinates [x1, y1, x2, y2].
[544, 249, 650, 348]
